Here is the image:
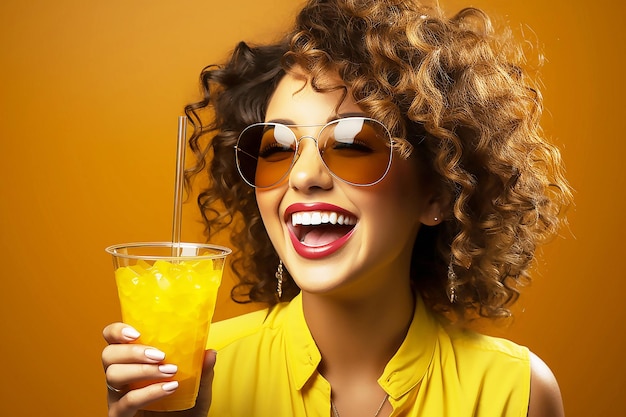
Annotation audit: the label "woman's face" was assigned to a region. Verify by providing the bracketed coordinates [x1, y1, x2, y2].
[255, 71, 441, 298]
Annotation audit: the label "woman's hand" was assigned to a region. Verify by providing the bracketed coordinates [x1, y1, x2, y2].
[102, 322, 215, 417]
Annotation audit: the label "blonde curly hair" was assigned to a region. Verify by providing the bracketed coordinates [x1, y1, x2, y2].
[184, 0, 572, 320]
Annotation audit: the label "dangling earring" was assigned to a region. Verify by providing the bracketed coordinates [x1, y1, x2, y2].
[447, 258, 458, 304]
[276, 260, 284, 299]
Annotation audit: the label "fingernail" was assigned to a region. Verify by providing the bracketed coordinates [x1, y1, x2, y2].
[162, 381, 179, 392]
[121, 327, 140, 340]
[145, 348, 166, 361]
[159, 364, 178, 374]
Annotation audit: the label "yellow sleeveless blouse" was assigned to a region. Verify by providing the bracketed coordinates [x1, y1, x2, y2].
[207, 293, 530, 417]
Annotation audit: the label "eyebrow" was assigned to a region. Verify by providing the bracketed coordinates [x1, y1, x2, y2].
[265, 112, 368, 126]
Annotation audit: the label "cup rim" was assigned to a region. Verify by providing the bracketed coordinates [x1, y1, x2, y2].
[105, 241, 232, 260]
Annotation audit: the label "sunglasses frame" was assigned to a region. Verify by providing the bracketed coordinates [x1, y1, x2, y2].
[234, 117, 395, 189]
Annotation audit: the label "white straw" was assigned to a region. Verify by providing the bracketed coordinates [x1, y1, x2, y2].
[171, 115, 187, 256]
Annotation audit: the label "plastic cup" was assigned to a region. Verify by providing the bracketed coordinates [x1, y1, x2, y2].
[106, 242, 231, 411]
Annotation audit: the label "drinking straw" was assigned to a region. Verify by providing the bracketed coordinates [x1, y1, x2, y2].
[171, 115, 187, 257]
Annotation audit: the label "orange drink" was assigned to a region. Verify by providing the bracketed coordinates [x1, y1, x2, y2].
[106, 242, 231, 411]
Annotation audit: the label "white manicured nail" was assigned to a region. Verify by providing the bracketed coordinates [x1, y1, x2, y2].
[145, 348, 166, 361]
[159, 364, 178, 374]
[121, 327, 140, 340]
[162, 381, 179, 392]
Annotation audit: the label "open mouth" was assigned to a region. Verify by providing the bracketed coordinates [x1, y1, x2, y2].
[288, 210, 357, 247]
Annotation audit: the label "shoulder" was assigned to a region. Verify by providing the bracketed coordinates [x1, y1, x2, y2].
[442, 329, 564, 416]
[528, 352, 565, 417]
[206, 302, 290, 350]
[439, 327, 532, 414]
[444, 326, 530, 366]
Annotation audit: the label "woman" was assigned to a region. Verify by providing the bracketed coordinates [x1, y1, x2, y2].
[102, 0, 571, 416]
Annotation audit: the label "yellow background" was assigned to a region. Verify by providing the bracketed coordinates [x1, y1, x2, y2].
[0, 0, 623, 416]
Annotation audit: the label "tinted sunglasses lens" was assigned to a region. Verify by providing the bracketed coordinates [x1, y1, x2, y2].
[320, 118, 392, 185]
[236, 118, 393, 187]
[236, 124, 296, 187]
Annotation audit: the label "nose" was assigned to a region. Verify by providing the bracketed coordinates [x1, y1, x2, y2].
[288, 136, 334, 192]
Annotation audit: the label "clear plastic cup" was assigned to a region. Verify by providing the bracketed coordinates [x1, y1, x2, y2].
[106, 242, 231, 411]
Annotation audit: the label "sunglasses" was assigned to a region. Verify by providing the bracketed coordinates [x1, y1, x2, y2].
[234, 117, 394, 188]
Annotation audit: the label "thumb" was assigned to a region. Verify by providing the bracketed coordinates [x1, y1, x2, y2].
[203, 349, 218, 373]
[193, 349, 216, 415]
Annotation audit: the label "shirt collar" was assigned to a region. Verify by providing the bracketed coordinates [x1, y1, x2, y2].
[283, 292, 438, 396]
[378, 295, 438, 399]
[284, 293, 322, 390]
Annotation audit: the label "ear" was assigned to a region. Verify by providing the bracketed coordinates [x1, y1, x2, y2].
[418, 191, 449, 226]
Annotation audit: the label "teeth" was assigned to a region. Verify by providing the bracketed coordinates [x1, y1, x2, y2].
[291, 211, 356, 226]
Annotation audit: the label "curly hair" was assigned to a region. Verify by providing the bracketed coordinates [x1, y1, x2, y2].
[184, 0, 572, 321]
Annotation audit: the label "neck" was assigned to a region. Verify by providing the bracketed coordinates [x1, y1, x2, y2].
[302, 278, 415, 384]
